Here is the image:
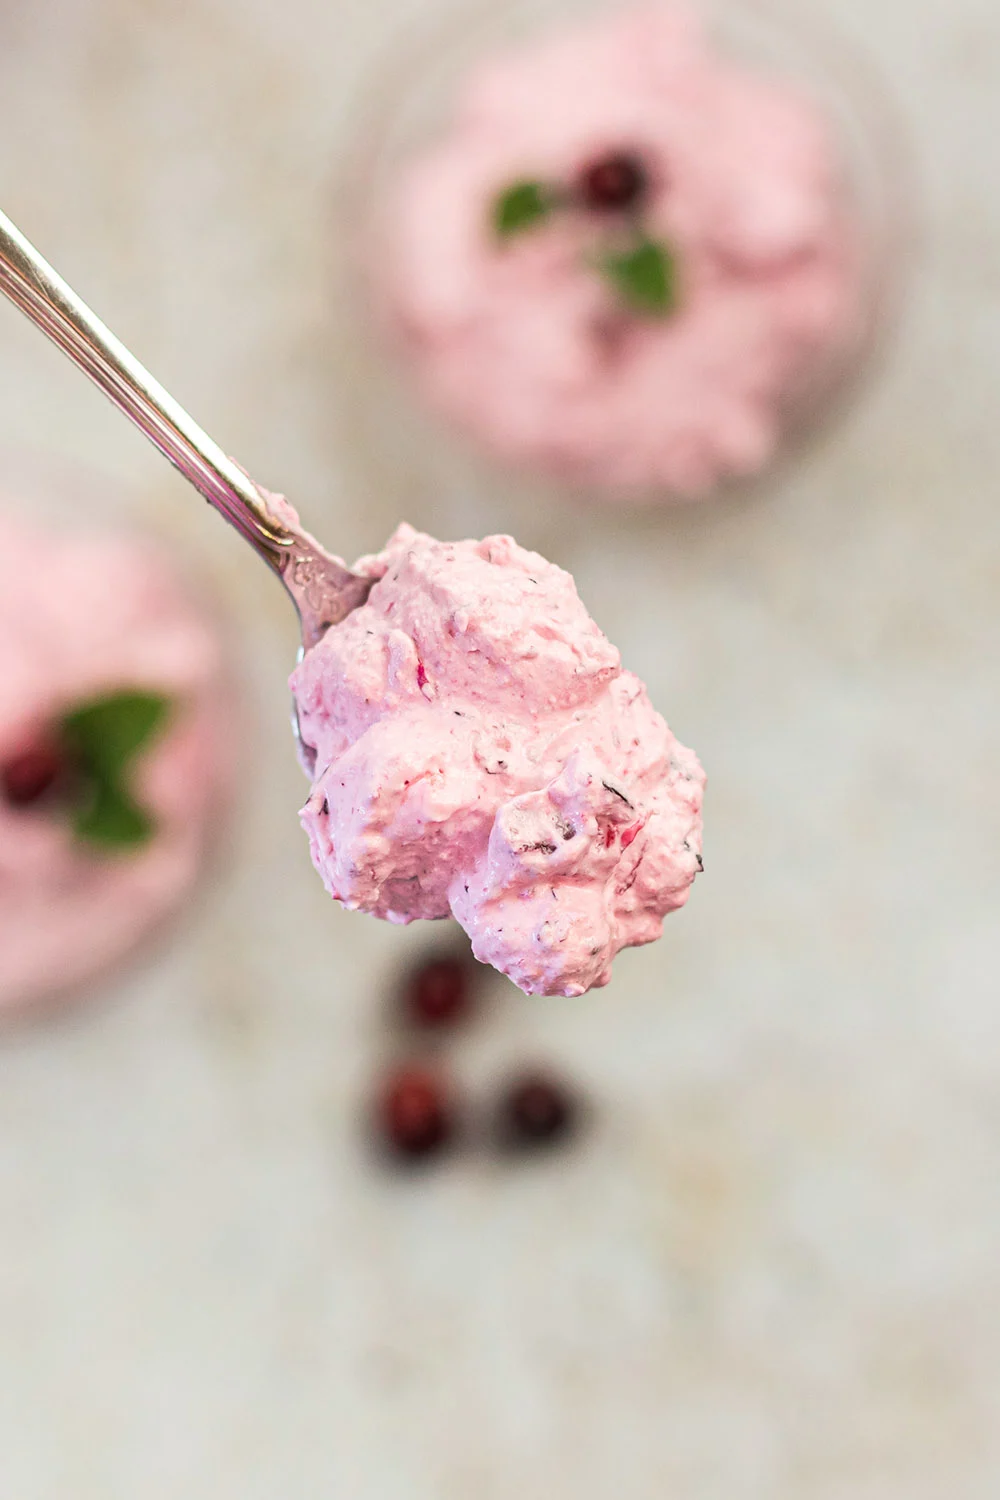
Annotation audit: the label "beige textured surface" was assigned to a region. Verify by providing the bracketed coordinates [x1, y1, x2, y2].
[1, 0, 999, 1495]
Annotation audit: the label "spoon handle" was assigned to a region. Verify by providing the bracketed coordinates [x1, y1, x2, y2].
[0, 207, 291, 570]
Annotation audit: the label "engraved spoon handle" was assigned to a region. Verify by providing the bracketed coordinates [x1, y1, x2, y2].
[0, 207, 291, 571]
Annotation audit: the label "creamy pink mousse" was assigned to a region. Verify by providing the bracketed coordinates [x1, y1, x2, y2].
[381, 3, 860, 499]
[292, 524, 704, 996]
[0, 519, 228, 1010]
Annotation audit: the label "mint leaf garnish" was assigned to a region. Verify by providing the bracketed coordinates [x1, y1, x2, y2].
[60, 689, 171, 851]
[73, 781, 154, 849]
[599, 236, 677, 317]
[493, 180, 554, 240]
[61, 690, 169, 780]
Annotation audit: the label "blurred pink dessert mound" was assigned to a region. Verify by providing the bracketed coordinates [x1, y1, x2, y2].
[381, 2, 862, 499]
[292, 524, 704, 996]
[0, 517, 228, 1010]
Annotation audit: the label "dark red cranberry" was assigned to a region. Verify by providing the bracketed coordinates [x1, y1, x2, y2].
[2, 739, 66, 807]
[578, 151, 649, 212]
[405, 954, 472, 1029]
[498, 1071, 580, 1151]
[376, 1065, 454, 1160]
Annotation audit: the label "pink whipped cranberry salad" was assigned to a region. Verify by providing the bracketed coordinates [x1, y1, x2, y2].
[380, 2, 860, 499]
[291, 524, 704, 996]
[0, 519, 228, 1010]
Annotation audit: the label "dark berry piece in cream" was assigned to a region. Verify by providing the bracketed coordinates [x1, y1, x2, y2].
[578, 150, 649, 212]
[2, 739, 65, 807]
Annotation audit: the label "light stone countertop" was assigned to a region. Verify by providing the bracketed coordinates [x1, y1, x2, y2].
[0, 0, 999, 1496]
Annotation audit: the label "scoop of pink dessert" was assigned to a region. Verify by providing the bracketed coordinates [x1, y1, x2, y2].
[292, 524, 704, 996]
[379, 2, 861, 500]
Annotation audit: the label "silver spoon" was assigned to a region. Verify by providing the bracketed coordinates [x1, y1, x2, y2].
[0, 207, 372, 764]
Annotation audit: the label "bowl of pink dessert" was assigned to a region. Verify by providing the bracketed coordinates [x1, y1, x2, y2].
[341, 0, 908, 506]
[0, 461, 233, 1015]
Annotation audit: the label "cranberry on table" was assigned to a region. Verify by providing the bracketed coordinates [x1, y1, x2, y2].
[1, 739, 66, 807]
[404, 953, 472, 1028]
[498, 1070, 581, 1151]
[577, 150, 649, 212]
[376, 1065, 455, 1161]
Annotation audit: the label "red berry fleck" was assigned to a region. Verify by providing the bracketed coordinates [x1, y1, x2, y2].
[2, 739, 66, 807]
[376, 1065, 454, 1160]
[416, 661, 428, 689]
[578, 151, 649, 212]
[499, 1071, 580, 1151]
[621, 821, 643, 849]
[405, 955, 471, 1028]
[603, 825, 617, 849]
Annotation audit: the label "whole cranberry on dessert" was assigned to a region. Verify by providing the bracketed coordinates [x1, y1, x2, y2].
[404, 953, 473, 1028]
[498, 1070, 581, 1151]
[2, 738, 66, 807]
[376, 1065, 455, 1161]
[578, 150, 648, 212]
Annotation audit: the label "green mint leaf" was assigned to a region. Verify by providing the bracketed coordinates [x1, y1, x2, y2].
[599, 236, 678, 317]
[493, 180, 554, 240]
[59, 689, 171, 852]
[73, 780, 154, 850]
[60, 689, 170, 782]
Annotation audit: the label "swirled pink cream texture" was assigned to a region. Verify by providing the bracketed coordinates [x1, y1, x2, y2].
[292, 524, 704, 996]
[380, 3, 861, 499]
[0, 519, 228, 1010]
